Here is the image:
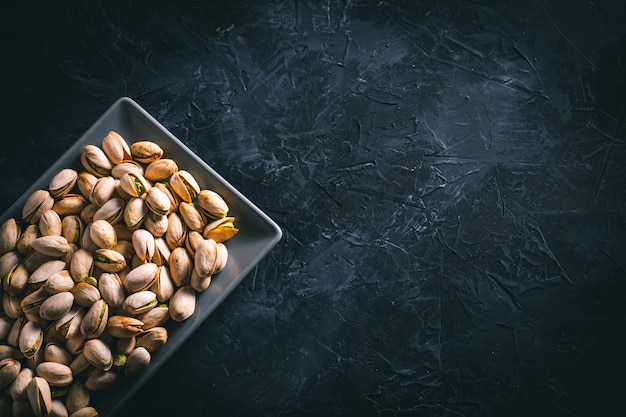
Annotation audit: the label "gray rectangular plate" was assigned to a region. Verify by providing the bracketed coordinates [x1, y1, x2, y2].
[0, 97, 282, 417]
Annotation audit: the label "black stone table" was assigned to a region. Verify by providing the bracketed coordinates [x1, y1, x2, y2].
[2, 1, 625, 416]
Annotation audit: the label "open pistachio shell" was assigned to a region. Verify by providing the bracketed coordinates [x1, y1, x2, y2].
[145, 158, 178, 181]
[22, 190, 55, 224]
[49, 168, 78, 198]
[154, 182, 179, 213]
[61, 215, 84, 245]
[42, 270, 75, 294]
[93, 249, 126, 273]
[71, 281, 101, 308]
[32, 236, 72, 258]
[80, 145, 113, 177]
[76, 172, 98, 200]
[21, 288, 51, 317]
[169, 170, 200, 203]
[202, 217, 238, 243]
[122, 291, 157, 315]
[80, 299, 108, 339]
[9, 367, 33, 401]
[107, 315, 144, 338]
[92, 198, 125, 224]
[165, 212, 186, 249]
[89, 220, 117, 250]
[84, 368, 117, 391]
[184, 230, 204, 256]
[39, 210, 63, 237]
[98, 272, 125, 308]
[144, 212, 168, 238]
[119, 172, 151, 198]
[131, 229, 155, 263]
[194, 238, 218, 278]
[111, 160, 144, 179]
[179, 202, 206, 232]
[69, 249, 94, 282]
[3, 262, 29, 296]
[19, 321, 44, 359]
[135, 326, 168, 352]
[151, 266, 174, 302]
[83, 339, 112, 371]
[197, 189, 229, 219]
[36, 362, 73, 386]
[138, 304, 169, 329]
[0, 358, 22, 389]
[90, 176, 116, 207]
[123, 197, 148, 231]
[144, 186, 171, 216]
[27, 376, 52, 417]
[43, 343, 73, 366]
[3, 292, 24, 319]
[17, 224, 39, 255]
[130, 140, 163, 163]
[0, 218, 21, 256]
[101, 131, 132, 165]
[52, 194, 89, 216]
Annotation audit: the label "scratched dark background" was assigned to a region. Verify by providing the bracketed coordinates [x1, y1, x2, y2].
[2, 0, 626, 416]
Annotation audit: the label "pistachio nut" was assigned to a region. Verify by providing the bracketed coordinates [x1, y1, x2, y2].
[123, 262, 158, 293]
[93, 249, 126, 273]
[144, 212, 168, 238]
[47, 168, 78, 199]
[0, 316, 13, 341]
[3, 262, 29, 296]
[169, 286, 196, 322]
[61, 215, 84, 245]
[68, 353, 90, 377]
[151, 266, 174, 302]
[51, 400, 70, 417]
[153, 237, 171, 266]
[119, 172, 152, 198]
[0, 358, 21, 389]
[71, 281, 101, 308]
[122, 291, 157, 315]
[8, 317, 27, 347]
[215, 242, 229, 274]
[165, 212, 187, 249]
[179, 201, 206, 232]
[194, 238, 218, 278]
[203, 216, 238, 243]
[69, 406, 99, 417]
[44, 343, 73, 366]
[80, 204, 99, 225]
[22, 190, 55, 224]
[84, 368, 117, 391]
[138, 304, 169, 330]
[89, 219, 117, 250]
[20, 288, 50, 317]
[76, 172, 97, 199]
[145, 158, 178, 181]
[27, 376, 52, 417]
[106, 315, 144, 338]
[69, 249, 94, 282]
[43, 323, 66, 346]
[80, 299, 108, 339]
[9, 367, 33, 401]
[92, 198, 124, 224]
[169, 247, 192, 287]
[114, 240, 135, 260]
[98, 272, 125, 308]
[184, 230, 204, 256]
[36, 362, 73, 386]
[112, 353, 127, 371]
[52, 194, 89, 216]
[17, 224, 39, 255]
[32, 236, 72, 258]
[197, 189, 229, 219]
[38, 210, 63, 237]
[135, 326, 168, 353]
[89, 176, 116, 207]
[124, 346, 150, 378]
[66, 380, 90, 415]
[19, 321, 44, 359]
[130, 140, 163, 163]
[2, 292, 24, 319]
[111, 160, 144, 179]
[101, 131, 132, 165]
[80, 145, 113, 177]
[55, 306, 85, 339]
[39, 292, 75, 321]
[0, 218, 21, 255]
[154, 182, 179, 213]
[0, 251, 21, 280]
[29, 259, 67, 287]
[131, 229, 155, 263]
[144, 186, 171, 216]
[190, 269, 211, 293]
[169, 170, 200, 203]
[83, 338, 112, 371]
[123, 197, 148, 230]
[42, 270, 75, 294]
[116, 336, 136, 356]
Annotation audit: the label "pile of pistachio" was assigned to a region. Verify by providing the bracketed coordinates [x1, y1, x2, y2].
[0, 132, 238, 417]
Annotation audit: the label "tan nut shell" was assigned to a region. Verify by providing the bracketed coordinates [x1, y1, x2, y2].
[27, 376, 52, 417]
[124, 347, 150, 377]
[83, 339, 112, 371]
[80, 299, 108, 339]
[0, 218, 21, 255]
[169, 286, 196, 322]
[49, 168, 78, 198]
[169, 170, 200, 203]
[39, 292, 75, 321]
[89, 219, 117, 250]
[35, 362, 73, 386]
[107, 316, 144, 338]
[80, 145, 113, 177]
[145, 158, 178, 181]
[22, 190, 55, 224]
[197, 189, 229, 219]
[101, 131, 132, 165]
[123, 262, 158, 293]
[130, 140, 163, 163]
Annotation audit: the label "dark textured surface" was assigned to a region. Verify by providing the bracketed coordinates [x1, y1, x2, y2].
[2, 0, 626, 416]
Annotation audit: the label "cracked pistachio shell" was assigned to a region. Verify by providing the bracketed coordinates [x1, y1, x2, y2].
[42, 270, 74, 294]
[70, 249, 94, 282]
[179, 202, 206, 232]
[18, 224, 39, 255]
[76, 172, 97, 200]
[21, 288, 50, 316]
[27, 376, 52, 417]
[124, 346, 150, 377]
[66, 380, 89, 415]
[197, 189, 229, 219]
[138, 304, 169, 329]
[153, 237, 171, 266]
[84, 368, 117, 391]
[53, 194, 89, 216]
[0, 251, 21, 280]
[123, 197, 148, 231]
[49, 168, 78, 198]
[131, 229, 155, 263]
[130, 140, 163, 163]
[36, 362, 73, 387]
[111, 160, 144, 179]
[194, 238, 218, 278]
[119, 172, 151, 198]
[80, 299, 108, 339]
[203, 217, 238, 243]
[23, 190, 55, 224]
[7, 317, 26, 347]
[154, 182, 179, 213]
[98, 272, 125, 308]
[89, 176, 116, 207]
[169, 170, 200, 203]
[123, 262, 158, 293]
[80, 204, 98, 226]
[25, 251, 56, 275]
[3, 262, 29, 296]
[145, 158, 178, 181]
[0, 218, 21, 255]
[144, 186, 171, 216]
[83, 338, 112, 371]
[107, 315, 144, 338]
[169, 247, 192, 287]
[80, 145, 113, 177]
[28, 259, 66, 287]
[135, 326, 168, 352]
[89, 220, 117, 250]
[185, 230, 204, 256]
[144, 212, 168, 238]
[9, 367, 33, 401]
[116, 336, 136, 356]
[44, 343, 73, 366]
[71, 281, 101, 308]
[101, 131, 132, 165]
[39, 210, 63, 237]
[0, 358, 21, 389]
[122, 291, 157, 315]
[55, 306, 84, 340]
[3, 292, 24, 319]
[93, 249, 126, 273]
[165, 212, 186, 250]
[151, 266, 174, 302]
[168, 286, 196, 322]
[39, 292, 75, 321]
[61, 215, 84, 245]
[32, 236, 72, 258]
[92, 198, 125, 224]
[19, 321, 44, 359]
